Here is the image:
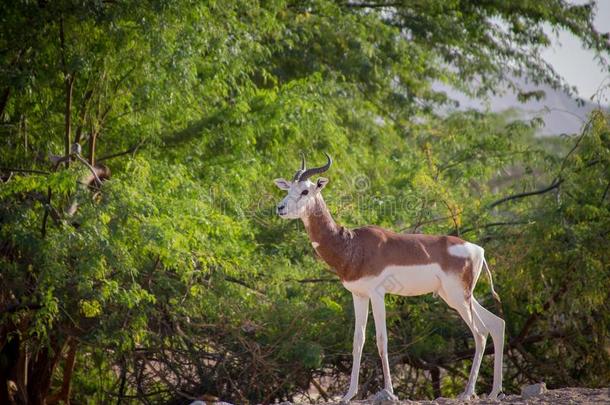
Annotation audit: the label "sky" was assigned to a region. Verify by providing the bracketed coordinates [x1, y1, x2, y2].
[432, 1, 608, 134]
[541, 1, 610, 101]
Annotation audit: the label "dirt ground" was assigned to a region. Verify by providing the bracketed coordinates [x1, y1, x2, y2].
[317, 387, 609, 404]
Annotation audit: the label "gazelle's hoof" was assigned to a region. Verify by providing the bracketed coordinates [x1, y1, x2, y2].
[488, 391, 505, 400]
[457, 392, 478, 401]
[372, 388, 398, 401]
[340, 392, 357, 404]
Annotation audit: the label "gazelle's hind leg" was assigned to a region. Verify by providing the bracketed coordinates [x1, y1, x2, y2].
[472, 299, 505, 399]
[438, 280, 488, 400]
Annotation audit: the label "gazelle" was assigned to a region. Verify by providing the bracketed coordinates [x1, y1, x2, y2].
[274, 154, 504, 402]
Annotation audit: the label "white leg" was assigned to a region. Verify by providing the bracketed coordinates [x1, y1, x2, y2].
[473, 299, 505, 398]
[342, 293, 369, 402]
[439, 285, 487, 400]
[457, 303, 487, 400]
[370, 292, 394, 394]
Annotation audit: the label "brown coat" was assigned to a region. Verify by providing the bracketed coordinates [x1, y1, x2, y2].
[303, 195, 473, 289]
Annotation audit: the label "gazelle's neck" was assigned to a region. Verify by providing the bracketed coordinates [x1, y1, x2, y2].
[301, 194, 352, 275]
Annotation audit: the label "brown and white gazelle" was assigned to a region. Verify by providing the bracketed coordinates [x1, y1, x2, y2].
[274, 154, 505, 402]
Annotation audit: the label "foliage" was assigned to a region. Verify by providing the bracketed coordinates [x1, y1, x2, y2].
[0, 0, 609, 404]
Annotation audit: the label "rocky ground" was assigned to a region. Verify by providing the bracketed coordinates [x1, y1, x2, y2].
[316, 387, 609, 405]
[196, 387, 609, 405]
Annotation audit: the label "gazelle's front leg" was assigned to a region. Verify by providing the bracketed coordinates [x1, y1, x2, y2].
[370, 293, 395, 396]
[342, 293, 369, 402]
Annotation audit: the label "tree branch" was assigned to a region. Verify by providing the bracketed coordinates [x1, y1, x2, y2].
[310, 377, 329, 401]
[74, 89, 93, 145]
[223, 275, 266, 297]
[0, 167, 50, 175]
[72, 147, 102, 187]
[97, 138, 146, 162]
[488, 178, 563, 209]
[453, 220, 530, 236]
[294, 277, 339, 283]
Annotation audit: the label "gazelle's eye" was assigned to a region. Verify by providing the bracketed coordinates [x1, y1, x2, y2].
[301, 190, 309, 196]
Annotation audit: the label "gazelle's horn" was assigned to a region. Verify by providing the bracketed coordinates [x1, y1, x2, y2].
[292, 153, 306, 182]
[298, 152, 332, 181]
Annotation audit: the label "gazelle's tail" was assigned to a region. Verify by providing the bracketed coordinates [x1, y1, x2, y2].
[483, 257, 501, 303]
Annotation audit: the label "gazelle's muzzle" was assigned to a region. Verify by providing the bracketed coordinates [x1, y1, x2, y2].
[276, 203, 287, 216]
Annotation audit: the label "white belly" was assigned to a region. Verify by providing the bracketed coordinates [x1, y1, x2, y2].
[342, 264, 443, 297]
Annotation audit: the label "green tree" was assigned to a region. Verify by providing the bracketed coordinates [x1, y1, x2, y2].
[1, 0, 608, 403]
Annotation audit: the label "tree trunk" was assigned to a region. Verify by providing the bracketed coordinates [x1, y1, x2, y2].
[27, 339, 64, 405]
[60, 15, 74, 167]
[64, 76, 74, 167]
[74, 89, 92, 145]
[88, 130, 97, 166]
[21, 114, 28, 156]
[47, 339, 77, 405]
[0, 333, 21, 404]
[431, 366, 441, 399]
[15, 340, 29, 404]
[0, 87, 9, 118]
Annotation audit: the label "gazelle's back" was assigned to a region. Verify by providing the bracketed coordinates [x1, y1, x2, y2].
[344, 226, 478, 285]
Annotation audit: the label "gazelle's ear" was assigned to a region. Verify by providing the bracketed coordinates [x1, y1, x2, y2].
[316, 177, 329, 190]
[274, 178, 291, 190]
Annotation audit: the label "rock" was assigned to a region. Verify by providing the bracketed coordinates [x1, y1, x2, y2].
[521, 382, 548, 398]
[371, 388, 399, 402]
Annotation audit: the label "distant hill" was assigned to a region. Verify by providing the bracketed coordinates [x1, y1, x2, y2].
[439, 79, 609, 136]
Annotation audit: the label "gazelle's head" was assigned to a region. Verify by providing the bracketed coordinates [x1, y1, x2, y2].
[274, 153, 332, 219]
